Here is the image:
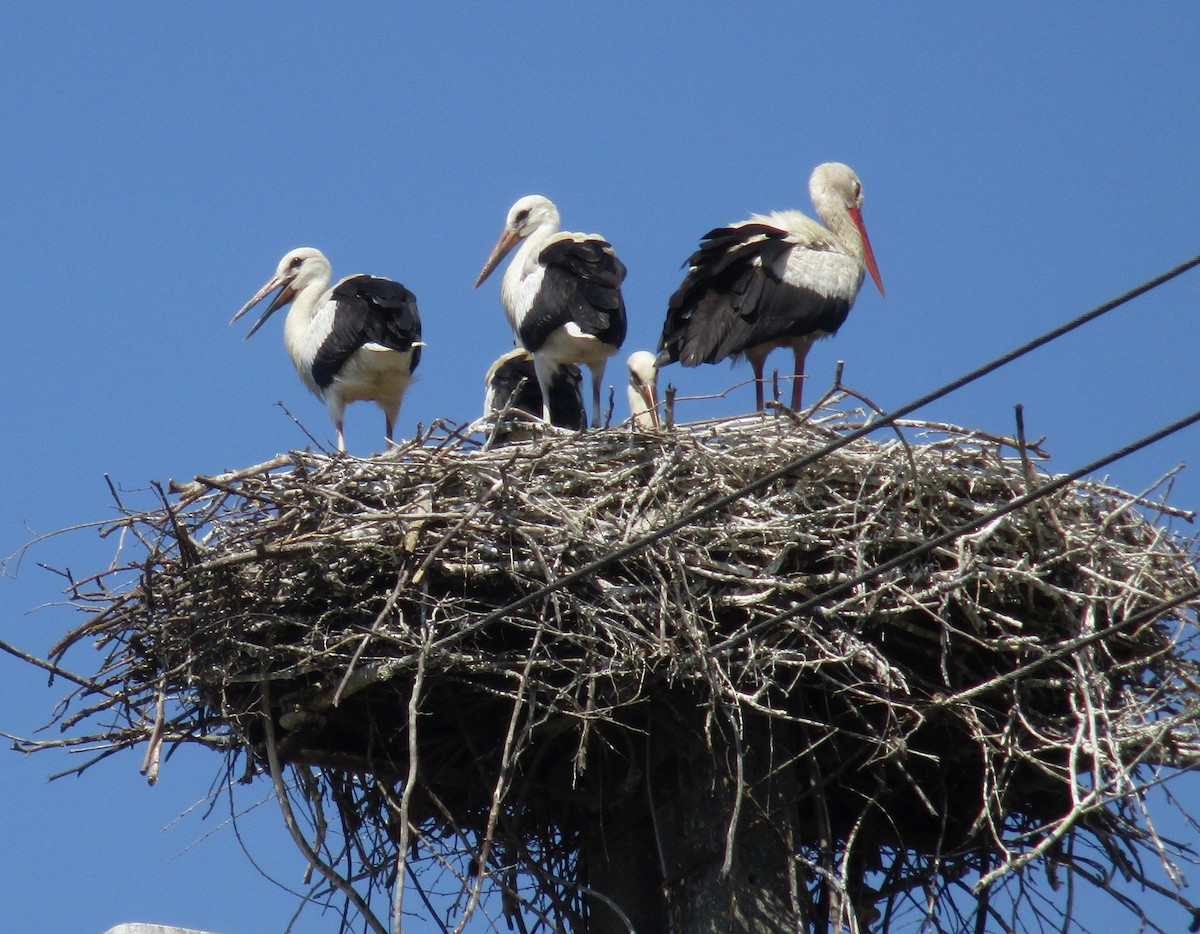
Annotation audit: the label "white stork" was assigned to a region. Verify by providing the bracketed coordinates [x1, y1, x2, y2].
[474, 195, 627, 428]
[483, 348, 587, 442]
[626, 351, 660, 429]
[230, 247, 424, 452]
[657, 162, 884, 412]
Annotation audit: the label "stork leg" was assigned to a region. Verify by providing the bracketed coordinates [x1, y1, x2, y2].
[790, 337, 814, 411]
[383, 400, 400, 448]
[326, 394, 348, 453]
[747, 350, 768, 412]
[588, 359, 608, 429]
[532, 353, 557, 426]
[791, 348, 807, 411]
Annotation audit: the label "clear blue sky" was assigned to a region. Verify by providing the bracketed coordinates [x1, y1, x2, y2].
[2, 4, 1198, 932]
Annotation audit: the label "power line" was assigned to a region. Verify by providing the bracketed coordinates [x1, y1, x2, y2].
[711, 406, 1200, 656]
[937, 581, 1200, 708]
[458, 253, 1200, 637]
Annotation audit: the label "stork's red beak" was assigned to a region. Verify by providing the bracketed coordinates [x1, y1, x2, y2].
[847, 205, 884, 298]
[640, 381, 660, 428]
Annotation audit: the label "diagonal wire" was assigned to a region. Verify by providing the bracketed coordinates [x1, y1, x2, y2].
[711, 406, 1200, 656]
[455, 253, 1200, 638]
[935, 582, 1200, 708]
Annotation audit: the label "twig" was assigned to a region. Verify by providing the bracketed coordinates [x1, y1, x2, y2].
[259, 675, 388, 934]
[392, 629, 429, 933]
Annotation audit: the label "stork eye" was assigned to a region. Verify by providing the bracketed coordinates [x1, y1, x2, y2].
[289, 256, 304, 269]
[514, 209, 530, 225]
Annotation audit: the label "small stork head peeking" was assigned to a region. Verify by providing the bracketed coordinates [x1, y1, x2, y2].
[656, 162, 884, 412]
[626, 351, 660, 429]
[474, 195, 627, 428]
[230, 247, 424, 453]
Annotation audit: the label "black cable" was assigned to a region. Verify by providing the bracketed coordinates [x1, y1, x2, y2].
[460, 253, 1200, 636]
[938, 582, 1200, 708]
[712, 407, 1200, 656]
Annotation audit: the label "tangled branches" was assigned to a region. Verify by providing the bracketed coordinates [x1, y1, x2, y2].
[16, 407, 1200, 933]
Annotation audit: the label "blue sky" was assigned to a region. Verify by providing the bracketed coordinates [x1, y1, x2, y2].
[2, 4, 1199, 932]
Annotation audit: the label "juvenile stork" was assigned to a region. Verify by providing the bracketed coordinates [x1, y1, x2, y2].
[230, 247, 424, 452]
[657, 162, 884, 412]
[474, 195, 627, 428]
[626, 350, 660, 429]
[484, 348, 587, 442]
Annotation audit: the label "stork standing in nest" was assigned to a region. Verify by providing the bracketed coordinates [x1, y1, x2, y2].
[231, 247, 424, 452]
[474, 195, 627, 428]
[657, 162, 884, 412]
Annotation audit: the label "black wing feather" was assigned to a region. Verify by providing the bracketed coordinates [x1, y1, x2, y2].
[542, 364, 588, 430]
[488, 355, 544, 421]
[657, 223, 848, 367]
[489, 354, 587, 431]
[657, 225, 789, 366]
[311, 276, 422, 390]
[521, 237, 627, 352]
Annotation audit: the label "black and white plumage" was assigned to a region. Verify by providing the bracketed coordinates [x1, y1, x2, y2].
[230, 247, 423, 452]
[483, 348, 587, 442]
[474, 195, 627, 428]
[625, 350, 660, 429]
[657, 162, 884, 412]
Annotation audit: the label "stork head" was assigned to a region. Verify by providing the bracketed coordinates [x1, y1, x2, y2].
[809, 163, 884, 298]
[626, 350, 660, 428]
[473, 194, 561, 289]
[230, 247, 332, 339]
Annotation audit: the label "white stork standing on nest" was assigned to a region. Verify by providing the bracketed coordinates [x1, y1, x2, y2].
[474, 195, 627, 428]
[625, 351, 660, 429]
[656, 162, 884, 412]
[230, 247, 424, 452]
[483, 348, 587, 442]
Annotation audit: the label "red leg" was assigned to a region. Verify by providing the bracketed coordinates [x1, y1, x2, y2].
[791, 347, 808, 411]
[750, 355, 766, 411]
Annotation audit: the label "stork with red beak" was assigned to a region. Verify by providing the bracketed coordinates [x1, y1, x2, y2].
[657, 162, 884, 411]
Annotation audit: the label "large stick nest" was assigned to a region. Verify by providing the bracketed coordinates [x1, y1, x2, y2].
[28, 407, 1200, 932]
